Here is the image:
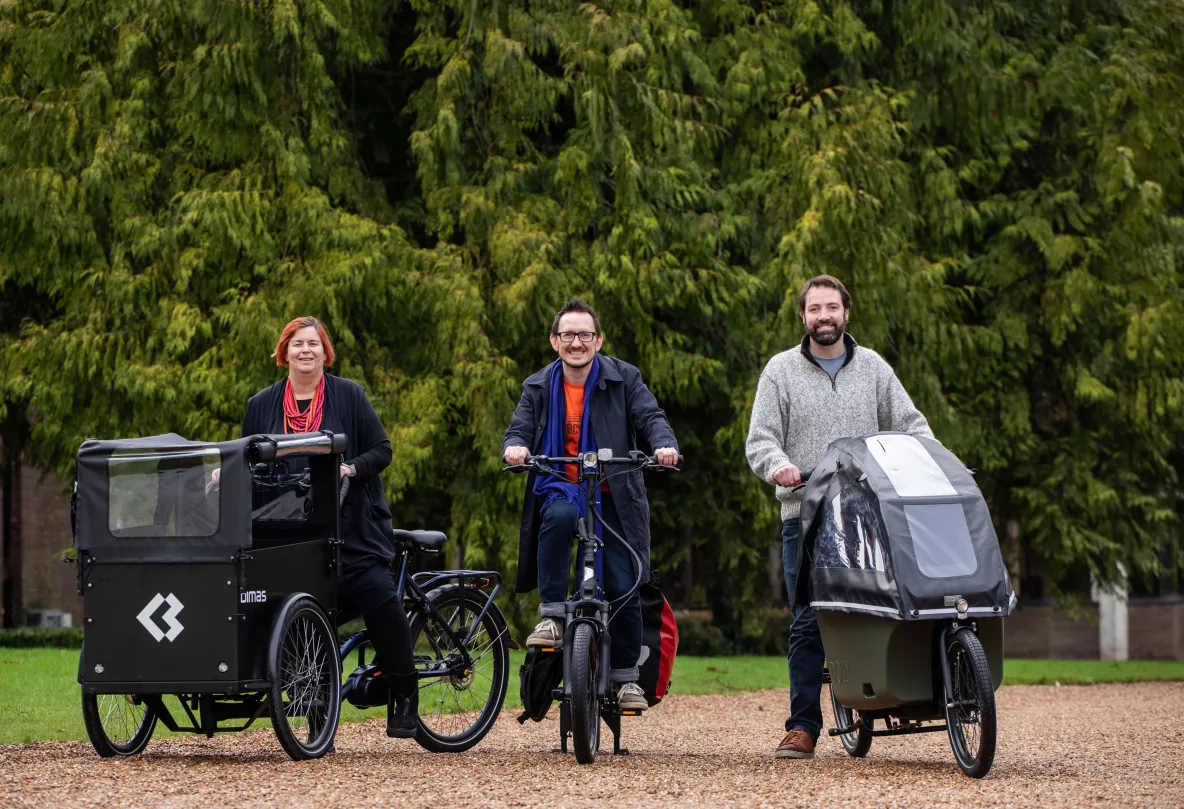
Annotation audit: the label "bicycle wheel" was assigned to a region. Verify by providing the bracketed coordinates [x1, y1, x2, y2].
[268, 597, 341, 760]
[410, 586, 510, 753]
[828, 685, 872, 757]
[81, 691, 157, 757]
[569, 622, 600, 765]
[944, 627, 997, 778]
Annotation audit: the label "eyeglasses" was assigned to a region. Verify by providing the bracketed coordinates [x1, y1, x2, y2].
[554, 331, 599, 343]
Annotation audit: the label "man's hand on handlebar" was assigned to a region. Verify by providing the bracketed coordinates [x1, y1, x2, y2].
[654, 447, 678, 466]
[773, 464, 802, 488]
[504, 445, 530, 466]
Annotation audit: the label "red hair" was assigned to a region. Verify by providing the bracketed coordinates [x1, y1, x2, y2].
[272, 316, 335, 367]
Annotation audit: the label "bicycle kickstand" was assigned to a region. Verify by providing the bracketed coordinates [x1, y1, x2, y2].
[603, 711, 629, 756]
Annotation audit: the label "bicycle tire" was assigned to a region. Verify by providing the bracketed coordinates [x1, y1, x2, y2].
[944, 627, 998, 778]
[828, 685, 873, 757]
[81, 690, 157, 757]
[569, 622, 600, 765]
[268, 597, 341, 760]
[410, 586, 510, 752]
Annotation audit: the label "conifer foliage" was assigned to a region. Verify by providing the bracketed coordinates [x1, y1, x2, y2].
[2, 1, 1181, 623]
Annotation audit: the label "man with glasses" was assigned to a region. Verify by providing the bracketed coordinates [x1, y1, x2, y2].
[503, 297, 679, 711]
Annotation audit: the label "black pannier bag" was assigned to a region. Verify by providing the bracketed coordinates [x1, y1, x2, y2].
[797, 433, 1016, 620]
[517, 647, 563, 723]
[637, 578, 678, 706]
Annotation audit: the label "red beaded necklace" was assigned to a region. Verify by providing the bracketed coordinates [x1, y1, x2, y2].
[283, 375, 325, 434]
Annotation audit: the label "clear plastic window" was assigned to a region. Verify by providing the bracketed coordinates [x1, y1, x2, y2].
[903, 503, 978, 578]
[251, 463, 314, 522]
[108, 448, 220, 537]
[815, 483, 890, 574]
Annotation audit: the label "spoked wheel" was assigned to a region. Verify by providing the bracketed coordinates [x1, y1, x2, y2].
[268, 597, 341, 760]
[410, 586, 510, 752]
[569, 622, 600, 765]
[944, 627, 997, 778]
[81, 691, 157, 757]
[828, 686, 873, 757]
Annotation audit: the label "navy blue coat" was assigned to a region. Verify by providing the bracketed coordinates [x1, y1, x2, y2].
[502, 355, 678, 594]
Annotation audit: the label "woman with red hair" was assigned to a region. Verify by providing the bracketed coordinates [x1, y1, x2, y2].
[240, 316, 418, 739]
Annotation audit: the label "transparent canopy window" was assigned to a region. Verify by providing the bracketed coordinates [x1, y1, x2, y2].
[108, 448, 220, 537]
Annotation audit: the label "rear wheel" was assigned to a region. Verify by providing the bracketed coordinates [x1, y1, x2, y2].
[944, 627, 997, 778]
[828, 686, 873, 757]
[81, 691, 157, 757]
[410, 587, 510, 752]
[569, 622, 600, 765]
[268, 597, 341, 760]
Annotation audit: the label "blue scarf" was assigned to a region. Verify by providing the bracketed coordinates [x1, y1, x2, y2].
[534, 357, 603, 539]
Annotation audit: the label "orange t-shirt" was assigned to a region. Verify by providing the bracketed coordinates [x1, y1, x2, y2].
[563, 379, 584, 483]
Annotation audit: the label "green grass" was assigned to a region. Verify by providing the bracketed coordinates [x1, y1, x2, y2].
[3, 649, 1182, 746]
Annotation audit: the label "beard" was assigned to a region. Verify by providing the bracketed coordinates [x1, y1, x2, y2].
[808, 317, 846, 346]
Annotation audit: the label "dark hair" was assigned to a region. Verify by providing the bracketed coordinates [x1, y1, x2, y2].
[797, 275, 852, 314]
[272, 316, 335, 366]
[551, 297, 601, 335]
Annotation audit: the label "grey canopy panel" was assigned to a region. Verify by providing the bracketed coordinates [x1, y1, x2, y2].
[798, 433, 1014, 621]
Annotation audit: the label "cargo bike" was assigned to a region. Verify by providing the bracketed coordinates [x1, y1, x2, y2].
[74, 431, 510, 760]
[796, 433, 1017, 778]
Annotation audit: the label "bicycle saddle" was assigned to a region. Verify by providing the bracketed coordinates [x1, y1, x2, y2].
[392, 528, 447, 551]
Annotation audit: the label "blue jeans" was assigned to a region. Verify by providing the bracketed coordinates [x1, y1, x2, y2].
[782, 519, 825, 739]
[537, 494, 642, 683]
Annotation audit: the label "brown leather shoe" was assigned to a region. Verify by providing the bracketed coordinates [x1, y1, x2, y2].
[775, 729, 816, 759]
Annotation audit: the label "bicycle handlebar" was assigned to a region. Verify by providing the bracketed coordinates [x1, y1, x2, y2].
[502, 450, 683, 474]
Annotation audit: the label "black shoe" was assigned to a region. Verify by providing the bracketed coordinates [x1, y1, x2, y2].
[386, 674, 418, 739]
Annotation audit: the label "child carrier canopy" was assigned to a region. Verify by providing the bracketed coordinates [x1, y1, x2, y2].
[799, 433, 1016, 620]
[74, 431, 345, 560]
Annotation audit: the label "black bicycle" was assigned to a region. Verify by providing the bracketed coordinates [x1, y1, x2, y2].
[505, 449, 679, 764]
[338, 507, 514, 753]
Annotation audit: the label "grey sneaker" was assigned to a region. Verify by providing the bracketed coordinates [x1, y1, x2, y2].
[615, 682, 648, 711]
[526, 618, 563, 648]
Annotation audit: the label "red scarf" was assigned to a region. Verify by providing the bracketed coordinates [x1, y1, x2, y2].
[283, 376, 325, 434]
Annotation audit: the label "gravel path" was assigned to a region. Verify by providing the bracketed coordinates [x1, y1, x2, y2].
[3, 683, 1181, 809]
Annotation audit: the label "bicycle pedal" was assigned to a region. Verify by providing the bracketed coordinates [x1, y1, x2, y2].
[538, 647, 557, 654]
[620, 710, 642, 717]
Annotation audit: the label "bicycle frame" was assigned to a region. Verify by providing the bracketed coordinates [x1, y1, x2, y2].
[338, 543, 505, 704]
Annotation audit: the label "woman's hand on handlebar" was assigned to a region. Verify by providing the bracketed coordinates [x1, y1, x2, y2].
[654, 447, 679, 466]
[504, 445, 530, 466]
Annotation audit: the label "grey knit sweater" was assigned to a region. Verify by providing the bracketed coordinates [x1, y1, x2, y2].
[746, 334, 934, 521]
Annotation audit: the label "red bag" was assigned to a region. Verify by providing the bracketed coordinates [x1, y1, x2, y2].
[637, 580, 678, 706]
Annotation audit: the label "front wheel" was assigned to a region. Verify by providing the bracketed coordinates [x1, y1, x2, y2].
[81, 691, 157, 757]
[268, 597, 341, 760]
[569, 622, 600, 765]
[410, 586, 510, 752]
[944, 627, 998, 778]
[828, 686, 873, 757]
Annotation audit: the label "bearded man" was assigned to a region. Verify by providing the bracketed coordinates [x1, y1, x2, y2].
[745, 274, 934, 759]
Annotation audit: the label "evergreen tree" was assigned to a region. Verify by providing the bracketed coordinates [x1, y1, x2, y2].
[2, 0, 1180, 633]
